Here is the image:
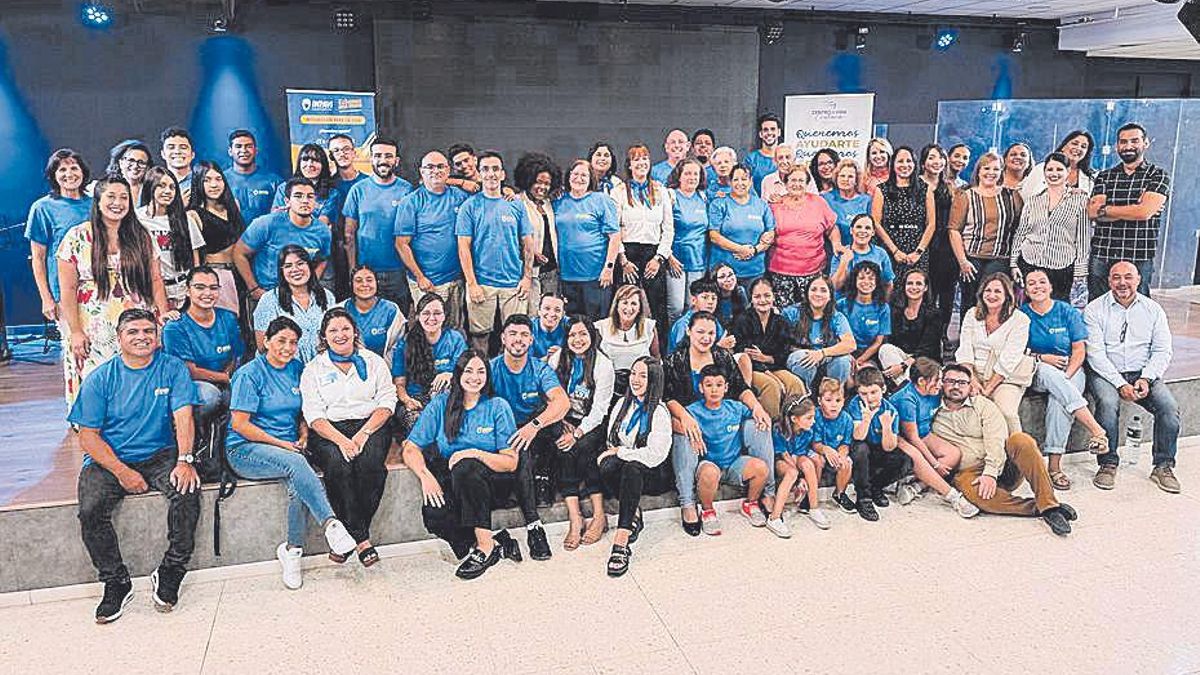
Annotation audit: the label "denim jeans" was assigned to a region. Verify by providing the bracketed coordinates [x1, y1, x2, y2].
[671, 420, 776, 507]
[1087, 371, 1180, 468]
[374, 269, 412, 315]
[194, 381, 230, 423]
[666, 269, 707, 324]
[77, 447, 200, 583]
[1088, 256, 1153, 301]
[226, 441, 336, 547]
[1030, 364, 1087, 455]
[786, 350, 853, 389]
[560, 279, 613, 320]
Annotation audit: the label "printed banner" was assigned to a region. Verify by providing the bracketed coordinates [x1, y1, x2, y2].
[783, 93, 875, 164]
[285, 88, 376, 173]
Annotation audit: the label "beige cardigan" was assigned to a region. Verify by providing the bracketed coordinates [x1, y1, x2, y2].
[521, 193, 557, 271]
[955, 309, 1031, 383]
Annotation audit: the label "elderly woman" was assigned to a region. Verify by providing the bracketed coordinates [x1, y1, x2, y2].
[766, 165, 839, 307]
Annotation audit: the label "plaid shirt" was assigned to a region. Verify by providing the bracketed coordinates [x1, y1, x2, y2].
[1090, 161, 1171, 262]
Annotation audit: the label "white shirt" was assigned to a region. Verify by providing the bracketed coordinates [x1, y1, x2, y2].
[1084, 291, 1173, 388]
[136, 204, 205, 299]
[548, 350, 616, 436]
[595, 317, 657, 372]
[612, 181, 673, 259]
[300, 349, 398, 423]
[1020, 162, 1095, 202]
[955, 310, 1030, 382]
[607, 397, 672, 468]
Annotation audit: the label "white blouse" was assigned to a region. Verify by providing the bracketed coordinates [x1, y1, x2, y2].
[300, 349, 398, 423]
[594, 317, 657, 372]
[607, 397, 672, 468]
[955, 310, 1031, 382]
[611, 181, 673, 259]
[547, 350, 616, 436]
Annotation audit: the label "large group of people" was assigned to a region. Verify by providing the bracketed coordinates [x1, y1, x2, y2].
[24, 116, 1181, 625]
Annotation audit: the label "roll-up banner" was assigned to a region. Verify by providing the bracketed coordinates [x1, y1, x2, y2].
[783, 93, 876, 165]
[285, 88, 376, 173]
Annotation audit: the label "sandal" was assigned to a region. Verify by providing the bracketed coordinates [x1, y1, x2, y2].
[328, 551, 349, 564]
[1049, 470, 1071, 491]
[628, 508, 644, 545]
[581, 516, 609, 545]
[1086, 435, 1110, 455]
[563, 521, 583, 551]
[607, 544, 631, 577]
[358, 546, 380, 568]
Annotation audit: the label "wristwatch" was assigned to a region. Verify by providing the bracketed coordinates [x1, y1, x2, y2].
[531, 418, 542, 429]
[604, 261, 615, 270]
[178, 454, 195, 465]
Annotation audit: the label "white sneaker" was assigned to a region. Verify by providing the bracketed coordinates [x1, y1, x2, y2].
[324, 519, 357, 556]
[806, 508, 832, 530]
[765, 517, 792, 538]
[896, 483, 919, 506]
[276, 543, 303, 590]
[946, 489, 980, 518]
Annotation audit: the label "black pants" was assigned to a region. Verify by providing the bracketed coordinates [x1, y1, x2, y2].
[421, 451, 511, 557]
[77, 447, 200, 583]
[959, 256, 1009, 319]
[513, 423, 561, 522]
[599, 455, 650, 530]
[307, 417, 391, 543]
[1016, 257, 1073, 302]
[850, 441, 912, 498]
[556, 425, 606, 498]
[928, 240, 958, 331]
[623, 242, 669, 351]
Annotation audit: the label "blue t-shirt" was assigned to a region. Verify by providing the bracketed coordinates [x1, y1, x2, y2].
[686, 399, 751, 470]
[393, 185, 470, 285]
[889, 382, 940, 438]
[707, 194, 775, 278]
[251, 288, 336, 363]
[1020, 301, 1087, 358]
[24, 194, 93, 300]
[162, 309, 244, 373]
[668, 309, 726, 352]
[240, 211, 333, 290]
[343, 176, 414, 272]
[389, 329, 468, 396]
[650, 160, 675, 185]
[743, 149, 776, 194]
[670, 189, 709, 272]
[772, 427, 816, 458]
[846, 395, 900, 446]
[271, 183, 340, 223]
[67, 352, 199, 466]
[836, 298, 892, 349]
[344, 298, 402, 358]
[333, 173, 369, 217]
[828, 245, 896, 285]
[226, 354, 304, 447]
[530, 320, 566, 360]
[455, 193, 534, 288]
[554, 192, 620, 283]
[408, 393, 518, 459]
[489, 355, 563, 426]
[704, 166, 726, 201]
[821, 191, 874, 245]
[813, 409, 854, 451]
[784, 310, 851, 349]
[225, 167, 282, 224]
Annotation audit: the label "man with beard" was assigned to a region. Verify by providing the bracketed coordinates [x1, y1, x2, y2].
[160, 127, 197, 202]
[225, 129, 282, 223]
[343, 138, 415, 309]
[1087, 122, 1170, 299]
[235, 178, 331, 296]
[744, 113, 782, 194]
[651, 129, 690, 184]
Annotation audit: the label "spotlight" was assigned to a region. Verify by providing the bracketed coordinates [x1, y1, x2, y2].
[210, 16, 229, 33]
[1011, 29, 1027, 53]
[80, 3, 113, 29]
[933, 27, 959, 52]
[332, 8, 357, 33]
[762, 20, 785, 45]
[854, 26, 869, 51]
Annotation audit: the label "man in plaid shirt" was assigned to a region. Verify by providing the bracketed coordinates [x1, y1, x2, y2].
[1087, 122, 1171, 299]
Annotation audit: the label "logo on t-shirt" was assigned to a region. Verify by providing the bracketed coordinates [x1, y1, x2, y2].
[216, 345, 232, 354]
[501, 214, 516, 224]
[748, 215, 762, 222]
[251, 188, 270, 197]
[153, 387, 171, 396]
[370, 327, 387, 336]
[725, 423, 740, 433]
[521, 390, 540, 401]
[475, 425, 494, 434]
[1047, 326, 1067, 334]
[434, 357, 450, 368]
[291, 386, 301, 395]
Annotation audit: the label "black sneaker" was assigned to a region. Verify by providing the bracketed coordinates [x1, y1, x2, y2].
[95, 577, 134, 624]
[1058, 502, 1078, 521]
[833, 492, 857, 513]
[856, 498, 880, 522]
[495, 529, 523, 562]
[527, 525, 552, 561]
[1041, 507, 1072, 536]
[871, 491, 890, 508]
[151, 566, 185, 612]
[455, 545, 502, 580]
[535, 477, 555, 507]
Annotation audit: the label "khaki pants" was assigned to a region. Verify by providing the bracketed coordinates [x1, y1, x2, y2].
[988, 382, 1027, 436]
[408, 279, 465, 332]
[467, 284, 526, 336]
[751, 369, 807, 420]
[953, 432, 1059, 516]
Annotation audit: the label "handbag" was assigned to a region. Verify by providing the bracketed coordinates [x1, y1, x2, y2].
[981, 349, 1037, 387]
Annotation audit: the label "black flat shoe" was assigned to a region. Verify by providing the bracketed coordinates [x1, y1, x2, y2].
[607, 544, 632, 577]
[456, 545, 502, 580]
[1041, 508, 1072, 536]
[628, 508, 644, 544]
[857, 499, 880, 522]
[358, 546, 380, 568]
[681, 516, 701, 537]
[495, 529, 523, 563]
[1057, 502, 1078, 521]
[871, 491, 890, 508]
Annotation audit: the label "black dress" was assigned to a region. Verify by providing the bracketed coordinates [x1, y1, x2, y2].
[879, 180, 928, 279]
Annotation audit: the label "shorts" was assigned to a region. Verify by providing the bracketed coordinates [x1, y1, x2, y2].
[467, 284, 526, 335]
[701, 455, 754, 488]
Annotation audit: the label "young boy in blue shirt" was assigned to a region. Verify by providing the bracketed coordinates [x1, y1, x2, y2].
[846, 366, 909, 521]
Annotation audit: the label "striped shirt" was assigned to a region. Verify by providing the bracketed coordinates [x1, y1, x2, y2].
[1089, 161, 1170, 262]
[1010, 187, 1090, 277]
[948, 187, 1023, 260]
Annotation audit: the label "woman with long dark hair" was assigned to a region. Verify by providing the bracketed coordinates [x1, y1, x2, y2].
[945, 143, 971, 189]
[808, 148, 841, 194]
[1022, 130, 1095, 199]
[837, 261, 891, 372]
[251, 245, 334, 362]
[732, 277, 808, 419]
[186, 161, 246, 315]
[598, 355, 670, 576]
[785, 275, 855, 389]
[57, 175, 169, 404]
[1010, 153, 1090, 301]
[588, 141, 622, 197]
[881, 268, 943, 385]
[400, 350, 524, 579]
[919, 144, 957, 326]
[872, 146, 933, 280]
[138, 167, 203, 309]
[390, 292, 468, 437]
[301, 308, 398, 567]
[344, 265, 406, 362]
[272, 142, 339, 223]
[552, 317, 616, 550]
[711, 262, 748, 328]
[27, 148, 93, 323]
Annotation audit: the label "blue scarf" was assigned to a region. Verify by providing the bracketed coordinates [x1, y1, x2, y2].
[569, 356, 586, 395]
[630, 179, 651, 206]
[329, 349, 368, 381]
[624, 398, 649, 436]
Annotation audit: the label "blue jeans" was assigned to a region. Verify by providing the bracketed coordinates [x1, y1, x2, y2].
[666, 269, 707, 324]
[1030, 364, 1087, 456]
[195, 381, 230, 423]
[671, 420, 776, 507]
[1087, 371, 1179, 468]
[226, 442, 337, 547]
[1088, 256, 1153, 301]
[786, 350, 853, 389]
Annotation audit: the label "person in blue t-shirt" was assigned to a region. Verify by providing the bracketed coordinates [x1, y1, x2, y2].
[845, 367, 908, 521]
[224, 130, 282, 224]
[743, 113, 782, 194]
[1020, 268, 1110, 488]
[391, 292, 467, 436]
[26, 148, 94, 317]
[394, 151, 471, 331]
[251, 246, 335, 363]
[680, 364, 773, 537]
[488, 314, 570, 560]
[67, 309, 201, 623]
[530, 293, 567, 362]
[786, 275, 856, 388]
[707, 165, 776, 290]
[811, 376, 856, 517]
[830, 213, 896, 295]
[651, 128, 690, 185]
[457, 151, 535, 353]
[665, 158, 710, 322]
[822, 161, 874, 245]
[667, 278, 733, 353]
[225, 316, 357, 591]
[401, 349, 524, 579]
[162, 267, 244, 424]
[768, 395, 829, 535]
[837, 261, 891, 370]
[343, 138, 415, 311]
[328, 133, 368, 215]
[235, 178, 332, 295]
[344, 265, 406, 364]
[554, 159, 621, 319]
[269, 144, 341, 224]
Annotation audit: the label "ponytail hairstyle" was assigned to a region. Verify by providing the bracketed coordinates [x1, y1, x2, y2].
[775, 394, 816, 441]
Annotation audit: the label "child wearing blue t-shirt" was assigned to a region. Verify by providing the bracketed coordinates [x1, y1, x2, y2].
[811, 377, 855, 518]
[768, 395, 830, 534]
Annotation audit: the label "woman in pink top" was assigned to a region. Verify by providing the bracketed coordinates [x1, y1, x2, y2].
[767, 166, 840, 307]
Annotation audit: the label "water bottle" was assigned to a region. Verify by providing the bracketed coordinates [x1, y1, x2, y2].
[1124, 415, 1142, 467]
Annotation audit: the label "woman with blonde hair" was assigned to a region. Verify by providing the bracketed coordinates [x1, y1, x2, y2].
[595, 284, 661, 395]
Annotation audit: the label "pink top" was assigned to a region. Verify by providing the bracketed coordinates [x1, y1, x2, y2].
[768, 195, 837, 276]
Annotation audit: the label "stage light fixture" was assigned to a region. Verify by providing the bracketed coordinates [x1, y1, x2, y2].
[1010, 29, 1027, 53]
[81, 3, 114, 29]
[762, 20, 785, 45]
[934, 27, 959, 51]
[854, 26, 869, 51]
[333, 8, 357, 33]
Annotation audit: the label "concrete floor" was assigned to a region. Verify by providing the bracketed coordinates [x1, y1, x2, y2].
[1, 445, 1197, 675]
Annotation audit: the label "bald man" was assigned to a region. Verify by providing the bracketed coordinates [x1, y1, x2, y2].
[1084, 260, 1180, 493]
[651, 129, 690, 184]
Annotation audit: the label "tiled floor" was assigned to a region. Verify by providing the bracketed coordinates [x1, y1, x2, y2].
[1, 445, 1197, 675]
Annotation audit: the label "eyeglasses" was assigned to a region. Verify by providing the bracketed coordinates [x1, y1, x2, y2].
[121, 158, 150, 168]
[330, 146, 356, 155]
[421, 163, 449, 171]
[943, 377, 972, 386]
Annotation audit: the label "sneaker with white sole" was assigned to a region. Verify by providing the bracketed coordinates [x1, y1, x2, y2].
[323, 519, 357, 556]
[740, 499, 767, 527]
[765, 517, 792, 538]
[701, 508, 722, 536]
[806, 508, 832, 530]
[945, 489, 980, 518]
[276, 543, 303, 590]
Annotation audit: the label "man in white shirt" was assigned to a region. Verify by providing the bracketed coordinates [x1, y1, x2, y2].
[1084, 261, 1180, 493]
